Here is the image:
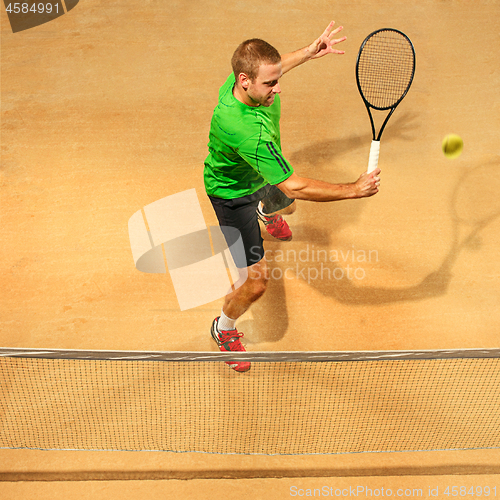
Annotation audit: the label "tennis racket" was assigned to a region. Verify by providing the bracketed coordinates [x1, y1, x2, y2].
[356, 28, 416, 173]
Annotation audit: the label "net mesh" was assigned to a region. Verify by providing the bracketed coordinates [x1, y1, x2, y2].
[357, 29, 415, 109]
[1, 350, 499, 455]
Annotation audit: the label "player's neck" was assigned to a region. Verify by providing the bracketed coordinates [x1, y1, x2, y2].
[233, 84, 260, 107]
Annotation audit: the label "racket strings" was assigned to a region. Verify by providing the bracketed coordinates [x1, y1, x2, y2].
[358, 30, 415, 109]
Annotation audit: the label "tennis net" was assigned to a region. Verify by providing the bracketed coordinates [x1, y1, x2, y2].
[1, 348, 499, 455]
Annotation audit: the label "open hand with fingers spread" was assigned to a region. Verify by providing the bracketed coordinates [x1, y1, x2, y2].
[281, 20, 347, 74]
[306, 21, 347, 59]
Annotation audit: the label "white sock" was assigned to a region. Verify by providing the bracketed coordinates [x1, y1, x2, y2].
[218, 310, 236, 332]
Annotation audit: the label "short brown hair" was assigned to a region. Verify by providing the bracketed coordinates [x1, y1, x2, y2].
[231, 39, 281, 81]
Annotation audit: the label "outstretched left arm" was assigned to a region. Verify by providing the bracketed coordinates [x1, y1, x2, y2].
[281, 21, 347, 75]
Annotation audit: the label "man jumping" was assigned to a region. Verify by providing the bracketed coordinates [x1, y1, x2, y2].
[204, 22, 381, 371]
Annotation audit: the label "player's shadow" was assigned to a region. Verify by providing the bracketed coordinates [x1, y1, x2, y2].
[290, 159, 500, 306]
[246, 157, 500, 343]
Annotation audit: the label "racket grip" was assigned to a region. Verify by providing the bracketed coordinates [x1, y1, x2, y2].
[367, 140, 380, 173]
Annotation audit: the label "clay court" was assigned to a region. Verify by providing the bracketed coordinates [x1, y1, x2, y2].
[1, 0, 499, 498]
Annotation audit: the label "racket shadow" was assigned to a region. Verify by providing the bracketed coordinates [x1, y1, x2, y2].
[438, 159, 500, 274]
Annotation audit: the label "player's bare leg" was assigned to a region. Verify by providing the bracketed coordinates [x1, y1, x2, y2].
[223, 257, 269, 320]
[211, 258, 269, 372]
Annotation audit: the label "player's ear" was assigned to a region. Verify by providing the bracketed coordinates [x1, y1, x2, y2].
[238, 73, 251, 90]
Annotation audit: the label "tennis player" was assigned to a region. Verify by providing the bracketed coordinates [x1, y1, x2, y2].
[204, 22, 381, 371]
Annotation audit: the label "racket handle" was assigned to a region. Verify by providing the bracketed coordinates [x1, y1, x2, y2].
[367, 140, 380, 173]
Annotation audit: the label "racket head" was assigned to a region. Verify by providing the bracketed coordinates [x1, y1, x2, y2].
[356, 28, 416, 111]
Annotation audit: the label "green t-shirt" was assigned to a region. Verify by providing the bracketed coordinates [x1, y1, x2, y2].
[204, 74, 294, 199]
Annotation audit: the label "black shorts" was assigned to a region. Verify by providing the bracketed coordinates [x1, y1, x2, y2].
[209, 184, 294, 268]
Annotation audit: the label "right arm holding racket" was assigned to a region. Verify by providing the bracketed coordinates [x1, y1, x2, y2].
[276, 21, 381, 202]
[277, 171, 379, 201]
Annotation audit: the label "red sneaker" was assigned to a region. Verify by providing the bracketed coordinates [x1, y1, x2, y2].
[257, 211, 292, 241]
[211, 317, 251, 372]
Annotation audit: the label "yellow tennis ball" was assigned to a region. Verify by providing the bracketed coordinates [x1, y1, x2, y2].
[442, 134, 464, 159]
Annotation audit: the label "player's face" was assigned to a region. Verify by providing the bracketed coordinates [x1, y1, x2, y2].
[247, 63, 282, 107]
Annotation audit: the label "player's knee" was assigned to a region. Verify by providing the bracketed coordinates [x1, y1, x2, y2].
[251, 273, 268, 299]
[246, 259, 269, 299]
